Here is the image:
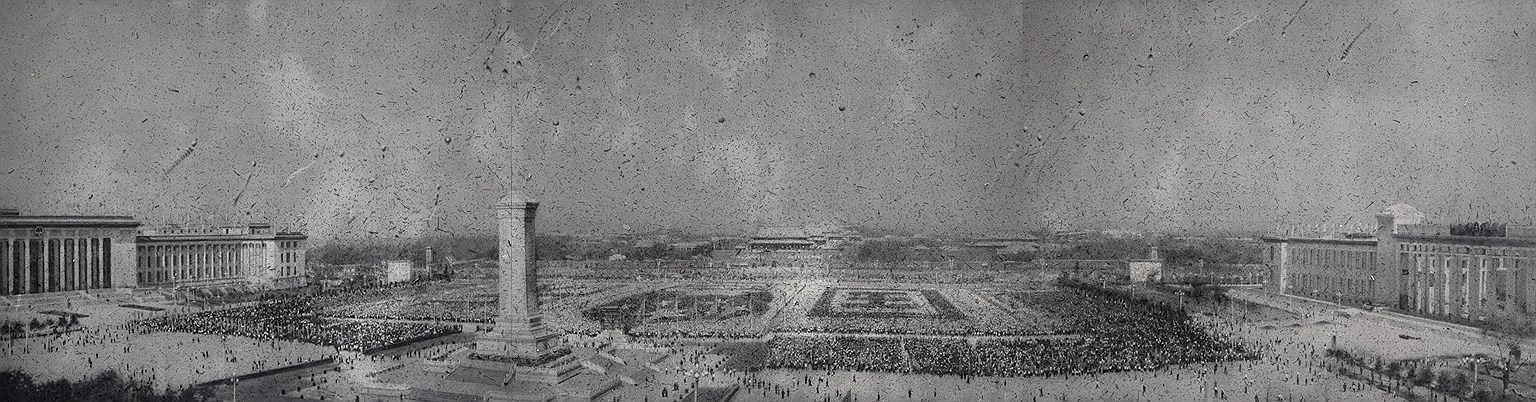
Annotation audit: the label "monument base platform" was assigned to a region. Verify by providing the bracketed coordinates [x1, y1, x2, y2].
[398, 347, 620, 402]
[474, 322, 563, 361]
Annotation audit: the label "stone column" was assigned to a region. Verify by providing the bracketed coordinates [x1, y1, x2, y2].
[75, 238, 85, 290]
[475, 191, 564, 361]
[60, 239, 69, 291]
[1, 239, 9, 296]
[77, 238, 85, 290]
[91, 239, 100, 289]
[21, 240, 31, 294]
[41, 239, 50, 293]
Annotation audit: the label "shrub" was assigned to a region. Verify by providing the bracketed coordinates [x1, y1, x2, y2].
[1412, 366, 1434, 386]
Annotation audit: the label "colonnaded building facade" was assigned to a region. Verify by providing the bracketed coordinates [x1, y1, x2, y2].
[136, 223, 309, 290]
[0, 208, 141, 296]
[0, 208, 309, 296]
[1263, 204, 1536, 322]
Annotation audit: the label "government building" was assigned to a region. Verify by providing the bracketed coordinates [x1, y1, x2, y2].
[1263, 204, 1536, 323]
[0, 208, 141, 296]
[136, 223, 309, 290]
[0, 208, 309, 296]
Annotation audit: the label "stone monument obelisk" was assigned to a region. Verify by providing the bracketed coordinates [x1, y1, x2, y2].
[474, 189, 566, 361]
[369, 191, 627, 401]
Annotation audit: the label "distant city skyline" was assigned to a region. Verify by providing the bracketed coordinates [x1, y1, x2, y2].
[4, 0, 1535, 241]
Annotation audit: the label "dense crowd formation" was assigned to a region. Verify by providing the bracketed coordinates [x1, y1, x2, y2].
[776, 286, 1051, 336]
[806, 289, 965, 320]
[131, 299, 457, 352]
[582, 287, 775, 338]
[767, 337, 908, 372]
[765, 283, 1256, 376]
[320, 281, 614, 324]
[325, 296, 498, 323]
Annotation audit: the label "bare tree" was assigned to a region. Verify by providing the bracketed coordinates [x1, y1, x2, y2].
[1481, 309, 1536, 394]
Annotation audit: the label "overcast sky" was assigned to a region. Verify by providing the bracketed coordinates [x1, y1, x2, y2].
[2, 0, 1534, 241]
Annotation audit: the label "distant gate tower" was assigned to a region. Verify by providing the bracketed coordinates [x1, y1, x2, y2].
[474, 190, 566, 361]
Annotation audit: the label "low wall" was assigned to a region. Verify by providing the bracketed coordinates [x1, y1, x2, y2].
[194, 356, 336, 388]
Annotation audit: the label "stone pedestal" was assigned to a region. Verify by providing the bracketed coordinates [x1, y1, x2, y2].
[475, 319, 564, 361]
[474, 191, 570, 361]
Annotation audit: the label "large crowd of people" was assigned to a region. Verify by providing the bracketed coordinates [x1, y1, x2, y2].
[773, 284, 1062, 336]
[130, 298, 457, 352]
[763, 282, 1257, 377]
[324, 297, 498, 323]
[318, 281, 615, 325]
[765, 336, 909, 373]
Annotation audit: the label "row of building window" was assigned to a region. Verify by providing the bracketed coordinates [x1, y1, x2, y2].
[1400, 243, 1528, 257]
[137, 264, 244, 284]
[136, 243, 259, 284]
[278, 264, 301, 278]
[1403, 253, 1529, 312]
[1288, 272, 1375, 301]
[138, 244, 257, 270]
[1405, 253, 1520, 274]
[1289, 247, 1377, 272]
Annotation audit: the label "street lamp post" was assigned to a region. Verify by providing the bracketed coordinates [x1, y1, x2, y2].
[1369, 274, 1376, 308]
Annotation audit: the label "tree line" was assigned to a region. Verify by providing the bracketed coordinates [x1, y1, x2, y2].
[0, 370, 213, 402]
[310, 234, 712, 266]
[848, 235, 1263, 266]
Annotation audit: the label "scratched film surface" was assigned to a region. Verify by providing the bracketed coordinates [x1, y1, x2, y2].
[1, 0, 1535, 401]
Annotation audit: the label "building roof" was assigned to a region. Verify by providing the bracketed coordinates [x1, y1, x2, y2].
[138, 232, 306, 242]
[1267, 232, 1536, 248]
[752, 227, 809, 239]
[670, 241, 711, 249]
[1259, 236, 1378, 246]
[139, 223, 268, 235]
[1380, 203, 1425, 225]
[0, 214, 140, 228]
[748, 239, 815, 245]
[1393, 234, 1536, 247]
[137, 223, 305, 241]
[968, 234, 1041, 242]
